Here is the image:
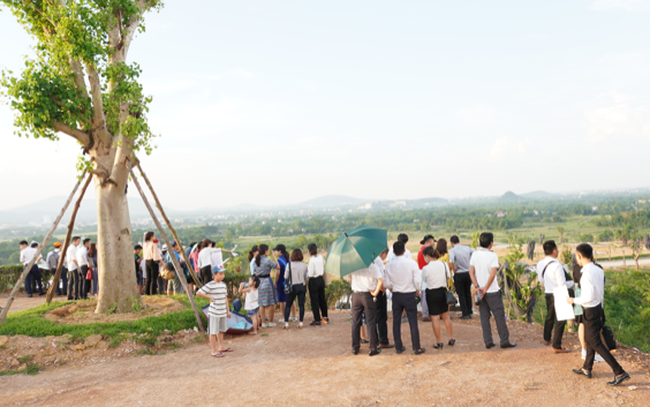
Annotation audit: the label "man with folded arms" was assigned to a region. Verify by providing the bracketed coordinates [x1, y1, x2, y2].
[470, 232, 516, 350]
[537, 240, 573, 353]
[384, 241, 425, 355]
[567, 243, 630, 386]
[348, 260, 384, 356]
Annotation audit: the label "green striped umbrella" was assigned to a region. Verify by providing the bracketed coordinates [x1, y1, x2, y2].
[325, 226, 388, 278]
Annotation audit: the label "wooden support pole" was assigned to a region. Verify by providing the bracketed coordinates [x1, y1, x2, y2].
[135, 161, 202, 288]
[46, 174, 93, 303]
[0, 173, 87, 324]
[128, 164, 206, 332]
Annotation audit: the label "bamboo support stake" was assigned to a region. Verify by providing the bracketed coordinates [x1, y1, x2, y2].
[135, 161, 202, 288]
[0, 173, 87, 324]
[46, 173, 93, 303]
[128, 165, 206, 332]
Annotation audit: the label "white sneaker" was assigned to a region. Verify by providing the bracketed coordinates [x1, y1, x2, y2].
[283, 322, 289, 329]
[595, 353, 605, 363]
[267, 322, 277, 327]
[261, 323, 269, 328]
[581, 349, 586, 360]
[278, 319, 285, 323]
[298, 322, 303, 329]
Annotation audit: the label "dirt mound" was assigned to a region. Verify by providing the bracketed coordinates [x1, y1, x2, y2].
[43, 296, 186, 324]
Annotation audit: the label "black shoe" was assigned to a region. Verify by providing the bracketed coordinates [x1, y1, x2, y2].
[379, 343, 395, 349]
[39, 292, 45, 296]
[433, 342, 444, 349]
[500, 342, 517, 349]
[414, 348, 426, 355]
[369, 348, 381, 357]
[572, 368, 592, 379]
[360, 339, 369, 344]
[352, 349, 359, 355]
[486, 342, 496, 349]
[27, 294, 33, 298]
[310, 321, 321, 326]
[396, 346, 406, 354]
[448, 339, 456, 346]
[459, 315, 470, 320]
[607, 372, 630, 386]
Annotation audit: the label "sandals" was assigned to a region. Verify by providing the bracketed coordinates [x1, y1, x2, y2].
[211, 352, 224, 358]
[414, 348, 426, 355]
[360, 339, 370, 344]
[448, 338, 456, 346]
[218, 348, 234, 353]
[433, 342, 444, 349]
[248, 332, 257, 335]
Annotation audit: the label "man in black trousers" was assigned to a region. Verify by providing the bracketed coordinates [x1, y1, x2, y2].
[347, 260, 384, 356]
[384, 241, 425, 355]
[373, 249, 394, 348]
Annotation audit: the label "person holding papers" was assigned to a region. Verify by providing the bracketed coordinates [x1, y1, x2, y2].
[567, 244, 630, 386]
[537, 240, 574, 353]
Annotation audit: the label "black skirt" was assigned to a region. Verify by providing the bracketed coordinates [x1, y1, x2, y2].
[426, 287, 449, 316]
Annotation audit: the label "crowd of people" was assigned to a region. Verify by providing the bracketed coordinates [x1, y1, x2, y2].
[18, 229, 631, 385]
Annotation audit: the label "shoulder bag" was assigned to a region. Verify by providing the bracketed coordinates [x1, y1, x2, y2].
[443, 262, 457, 305]
[283, 261, 293, 295]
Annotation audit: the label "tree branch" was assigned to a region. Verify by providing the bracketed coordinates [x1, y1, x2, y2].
[53, 122, 91, 146]
[84, 62, 112, 146]
[69, 58, 88, 94]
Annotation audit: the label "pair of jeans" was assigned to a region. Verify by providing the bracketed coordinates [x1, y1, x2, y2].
[68, 269, 78, 300]
[56, 267, 68, 296]
[582, 305, 624, 375]
[352, 292, 378, 352]
[375, 291, 389, 344]
[308, 276, 328, 322]
[391, 292, 421, 351]
[543, 293, 566, 349]
[285, 284, 306, 322]
[78, 266, 88, 299]
[479, 292, 510, 345]
[24, 264, 43, 295]
[145, 260, 160, 295]
[454, 272, 473, 317]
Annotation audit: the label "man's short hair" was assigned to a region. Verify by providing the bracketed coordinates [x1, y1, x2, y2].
[19, 240, 28, 246]
[72, 236, 81, 242]
[380, 248, 389, 255]
[134, 244, 143, 251]
[543, 240, 558, 255]
[450, 235, 460, 244]
[393, 241, 405, 256]
[83, 238, 91, 245]
[31, 242, 38, 248]
[479, 232, 493, 248]
[397, 233, 409, 244]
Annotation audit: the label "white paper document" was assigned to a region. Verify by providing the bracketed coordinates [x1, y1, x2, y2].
[553, 285, 575, 321]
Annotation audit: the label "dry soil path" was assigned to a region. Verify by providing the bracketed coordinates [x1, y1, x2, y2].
[0, 308, 648, 407]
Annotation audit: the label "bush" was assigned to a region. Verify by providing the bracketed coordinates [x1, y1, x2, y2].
[0, 265, 52, 292]
[578, 233, 594, 243]
[325, 278, 352, 310]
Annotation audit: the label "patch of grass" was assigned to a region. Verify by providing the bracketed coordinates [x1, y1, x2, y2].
[163, 342, 180, 349]
[17, 355, 32, 364]
[191, 334, 207, 343]
[260, 333, 269, 337]
[0, 296, 210, 347]
[25, 364, 40, 375]
[136, 348, 156, 355]
[0, 369, 18, 376]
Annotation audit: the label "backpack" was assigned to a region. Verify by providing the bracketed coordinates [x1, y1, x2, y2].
[161, 262, 176, 280]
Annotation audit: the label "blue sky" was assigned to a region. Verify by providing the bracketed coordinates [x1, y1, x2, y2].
[1, 0, 649, 211]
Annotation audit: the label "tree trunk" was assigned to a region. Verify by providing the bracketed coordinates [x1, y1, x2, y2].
[94, 175, 142, 313]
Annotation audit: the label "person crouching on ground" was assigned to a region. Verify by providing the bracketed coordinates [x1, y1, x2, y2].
[240, 275, 261, 335]
[196, 267, 232, 358]
[421, 246, 455, 349]
[567, 243, 630, 386]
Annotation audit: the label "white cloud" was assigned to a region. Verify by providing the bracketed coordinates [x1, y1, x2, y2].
[584, 92, 650, 143]
[590, 0, 650, 11]
[488, 137, 528, 163]
[456, 104, 502, 127]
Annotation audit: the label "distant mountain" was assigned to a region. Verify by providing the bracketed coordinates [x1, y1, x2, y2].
[520, 190, 556, 199]
[296, 195, 365, 208]
[499, 191, 521, 202]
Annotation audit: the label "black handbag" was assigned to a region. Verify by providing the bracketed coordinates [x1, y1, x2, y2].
[444, 262, 457, 305]
[283, 260, 293, 295]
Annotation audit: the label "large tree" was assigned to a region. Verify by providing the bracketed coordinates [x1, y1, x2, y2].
[1, 0, 162, 312]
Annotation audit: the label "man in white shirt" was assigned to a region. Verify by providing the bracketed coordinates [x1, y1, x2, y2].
[567, 244, 630, 386]
[46, 241, 67, 296]
[384, 241, 425, 355]
[386, 233, 412, 262]
[19, 240, 44, 297]
[469, 233, 516, 349]
[347, 261, 384, 356]
[197, 240, 233, 285]
[66, 236, 81, 300]
[537, 240, 574, 353]
[372, 249, 394, 348]
[76, 238, 91, 300]
[449, 235, 474, 319]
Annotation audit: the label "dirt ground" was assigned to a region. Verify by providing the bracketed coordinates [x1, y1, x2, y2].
[0, 295, 649, 407]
